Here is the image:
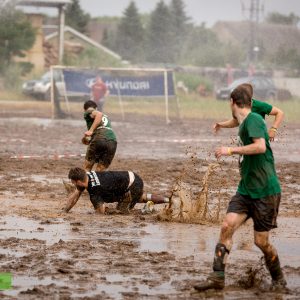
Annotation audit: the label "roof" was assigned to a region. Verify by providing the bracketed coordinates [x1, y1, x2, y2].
[45, 26, 122, 60]
[213, 21, 300, 54]
[18, 0, 71, 8]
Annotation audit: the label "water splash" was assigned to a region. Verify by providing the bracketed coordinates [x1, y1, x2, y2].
[158, 162, 220, 224]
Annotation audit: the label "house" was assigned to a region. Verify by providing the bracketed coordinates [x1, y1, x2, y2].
[17, 13, 122, 72]
[212, 21, 300, 55]
[45, 25, 122, 67]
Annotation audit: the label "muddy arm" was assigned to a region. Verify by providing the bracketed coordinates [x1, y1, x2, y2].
[63, 189, 82, 213]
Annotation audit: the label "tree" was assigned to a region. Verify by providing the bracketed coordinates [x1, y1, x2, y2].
[182, 24, 224, 67]
[146, 1, 174, 63]
[266, 12, 300, 26]
[65, 0, 90, 33]
[115, 1, 145, 62]
[271, 46, 300, 70]
[0, 5, 36, 73]
[169, 0, 190, 61]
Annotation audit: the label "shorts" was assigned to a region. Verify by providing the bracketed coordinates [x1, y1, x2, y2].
[86, 137, 117, 168]
[128, 173, 144, 209]
[227, 192, 281, 232]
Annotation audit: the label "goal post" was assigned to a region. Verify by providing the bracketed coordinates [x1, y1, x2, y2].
[49, 65, 180, 123]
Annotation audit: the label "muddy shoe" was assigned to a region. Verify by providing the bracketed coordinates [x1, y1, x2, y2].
[141, 201, 155, 214]
[194, 272, 225, 292]
[271, 277, 288, 292]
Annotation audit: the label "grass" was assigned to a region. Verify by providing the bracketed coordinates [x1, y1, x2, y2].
[1, 90, 300, 123]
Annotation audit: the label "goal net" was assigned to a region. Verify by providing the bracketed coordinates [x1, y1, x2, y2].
[50, 66, 180, 123]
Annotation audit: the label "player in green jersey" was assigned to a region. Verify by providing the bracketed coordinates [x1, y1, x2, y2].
[82, 100, 117, 172]
[213, 84, 284, 141]
[195, 83, 286, 292]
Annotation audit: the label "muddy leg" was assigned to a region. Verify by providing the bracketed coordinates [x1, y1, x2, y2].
[254, 231, 287, 290]
[95, 163, 106, 172]
[83, 160, 94, 172]
[194, 212, 247, 292]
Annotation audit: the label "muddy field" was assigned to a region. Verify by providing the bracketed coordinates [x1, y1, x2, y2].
[0, 102, 300, 299]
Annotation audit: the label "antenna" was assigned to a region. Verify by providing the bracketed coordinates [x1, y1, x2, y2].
[241, 0, 264, 64]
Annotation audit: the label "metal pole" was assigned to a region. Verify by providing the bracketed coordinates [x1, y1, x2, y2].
[164, 70, 170, 124]
[50, 66, 55, 119]
[58, 4, 65, 64]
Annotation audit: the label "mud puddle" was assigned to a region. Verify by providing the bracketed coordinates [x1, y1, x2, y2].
[1, 215, 300, 299]
[1, 215, 300, 265]
[0, 216, 71, 245]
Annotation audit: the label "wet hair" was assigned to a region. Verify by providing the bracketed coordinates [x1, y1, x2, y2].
[230, 83, 253, 108]
[68, 167, 87, 182]
[83, 100, 97, 111]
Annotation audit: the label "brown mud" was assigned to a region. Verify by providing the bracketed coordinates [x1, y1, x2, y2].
[0, 102, 300, 299]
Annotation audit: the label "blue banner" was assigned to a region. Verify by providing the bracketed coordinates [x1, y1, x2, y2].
[62, 69, 175, 97]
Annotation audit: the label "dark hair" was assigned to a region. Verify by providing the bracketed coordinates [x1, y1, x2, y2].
[83, 100, 97, 110]
[230, 83, 253, 108]
[68, 167, 87, 181]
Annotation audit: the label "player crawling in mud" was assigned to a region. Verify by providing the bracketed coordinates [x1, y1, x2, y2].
[63, 167, 169, 214]
[194, 83, 287, 292]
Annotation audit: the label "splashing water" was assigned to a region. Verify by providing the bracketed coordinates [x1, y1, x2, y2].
[158, 162, 220, 224]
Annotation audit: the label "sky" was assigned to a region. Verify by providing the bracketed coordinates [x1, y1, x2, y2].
[81, 0, 300, 27]
[20, 0, 300, 27]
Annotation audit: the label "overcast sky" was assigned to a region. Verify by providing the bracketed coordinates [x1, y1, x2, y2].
[20, 0, 300, 27]
[81, 0, 300, 26]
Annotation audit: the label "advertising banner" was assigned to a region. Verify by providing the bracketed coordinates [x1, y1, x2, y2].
[62, 69, 175, 97]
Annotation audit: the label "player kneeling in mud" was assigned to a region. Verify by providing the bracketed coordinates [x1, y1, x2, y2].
[194, 83, 287, 292]
[63, 167, 169, 214]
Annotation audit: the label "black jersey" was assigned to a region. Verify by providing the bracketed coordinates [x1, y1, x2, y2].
[86, 171, 139, 208]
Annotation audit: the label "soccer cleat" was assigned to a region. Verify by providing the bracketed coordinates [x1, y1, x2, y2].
[194, 272, 225, 292]
[141, 201, 154, 214]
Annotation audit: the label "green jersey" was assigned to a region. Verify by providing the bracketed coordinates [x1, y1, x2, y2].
[252, 99, 272, 119]
[84, 108, 117, 141]
[237, 112, 281, 198]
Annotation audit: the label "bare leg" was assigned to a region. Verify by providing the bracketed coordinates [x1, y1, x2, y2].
[219, 212, 247, 251]
[84, 160, 94, 172]
[95, 163, 106, 172]
[140, 192, 169, 204]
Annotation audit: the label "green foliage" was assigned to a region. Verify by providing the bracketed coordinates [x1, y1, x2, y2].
[65, 0, 90, 33]
[182, 24, 224, 67]
[270, 46, 300, 70]
[63, 47, 122, 68]
[175, 72, 213, 92]
[115, 1, 145, 62]
[222, 42, 245, 67]
[0, 6, 36, 73]
[169, 0, 190, 61]
[266, 12, 300, 26]
[146, 1, 174, 63]
[2, 63, 23, 91]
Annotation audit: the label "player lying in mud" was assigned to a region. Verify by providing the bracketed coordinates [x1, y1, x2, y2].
[63, 167, 169, 214]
